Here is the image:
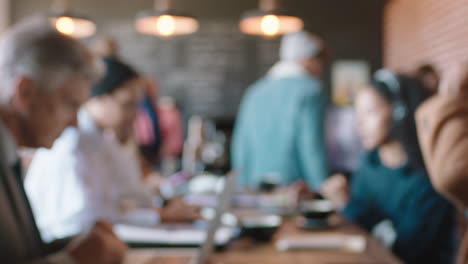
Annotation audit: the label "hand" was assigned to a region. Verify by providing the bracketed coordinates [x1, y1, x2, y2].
[439, 62, 468, 97]
[457, 229, 468, 264]
[159, 197, 201, 223]
[67, 220, 127, 264]
[292, 180, 317, 201]
[320, 174, 349, 210]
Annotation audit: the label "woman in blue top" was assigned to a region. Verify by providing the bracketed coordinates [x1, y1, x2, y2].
[321, 69, 456, 264]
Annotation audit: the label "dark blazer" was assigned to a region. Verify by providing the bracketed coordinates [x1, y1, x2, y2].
[0, 124, 69, 264]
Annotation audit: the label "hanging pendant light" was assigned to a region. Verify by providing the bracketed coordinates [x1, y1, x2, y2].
[48, 0, 96, 38]
[135, 0, 199, 37]
[240, 0, 304, 37]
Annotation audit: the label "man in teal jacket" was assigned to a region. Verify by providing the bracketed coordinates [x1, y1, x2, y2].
[232, 31, 329, 189]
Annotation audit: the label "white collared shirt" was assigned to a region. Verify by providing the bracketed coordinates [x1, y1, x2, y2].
[25, 109, 159, 242]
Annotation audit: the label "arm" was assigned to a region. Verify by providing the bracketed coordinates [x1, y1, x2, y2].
[416, 95, 468, 206]
[36, 221, 127, 264]
[320, 173, 349, 210]
[75, 148, 160, 227]
[342, 171, 384, 231]
[457, 231, 468, 264]
[296, 93, 329, 189]
[392, 185, 455, 264]
[43, 237, 74, 255]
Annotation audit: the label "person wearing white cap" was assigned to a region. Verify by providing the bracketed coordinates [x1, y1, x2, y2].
[231, 31, 329, 189]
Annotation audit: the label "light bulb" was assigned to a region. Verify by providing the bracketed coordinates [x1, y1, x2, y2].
[55, 16, 75, 35]
[261, 15, 280, 36]
[156, 15, 176, 37]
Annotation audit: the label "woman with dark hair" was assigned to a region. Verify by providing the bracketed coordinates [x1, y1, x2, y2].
[321, 70, 456, 264]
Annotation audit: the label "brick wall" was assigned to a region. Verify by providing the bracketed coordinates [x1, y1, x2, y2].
[384, 0, 468, 74]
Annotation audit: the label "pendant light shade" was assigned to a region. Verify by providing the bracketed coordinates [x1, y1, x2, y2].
[135, 0, 199, 37]
[48, 0, 96, 38]
[240, 0, 303, 37]
[49, 16, 96, 38]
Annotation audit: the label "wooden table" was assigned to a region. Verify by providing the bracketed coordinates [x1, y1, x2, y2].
[211, 218, 402, 264]
[126, 207, 402, 264]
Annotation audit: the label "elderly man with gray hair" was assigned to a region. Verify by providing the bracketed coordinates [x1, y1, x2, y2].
[232, 31, 330, 190]
[0, 17, 127, 264]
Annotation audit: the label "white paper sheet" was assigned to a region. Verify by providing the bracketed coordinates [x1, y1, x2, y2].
[114, 224, 236, 246]
[276, 234, 367, 253]
[124, 249, 198, 264]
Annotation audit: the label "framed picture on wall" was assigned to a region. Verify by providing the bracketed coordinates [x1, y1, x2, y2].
[331, 60, 370, 106]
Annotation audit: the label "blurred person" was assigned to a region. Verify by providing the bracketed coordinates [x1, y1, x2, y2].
[232, 31, 329, 189]
[0, 17, 127, 264]
[417, 62, 468, 264]
[321, 70, 456, 264]
[132, 77, 165, 192]
[415, 64, 440, 96]
[134, 77, 162, 173]
[91, 35, 120, 59]
[158, 96, 184, 176]
[91, 35, 163, 177]
[182, 116, 205, 174]
[325, 105, 362, 174]
[25, 57, 199, 242]
[158, 96, 184, 159]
